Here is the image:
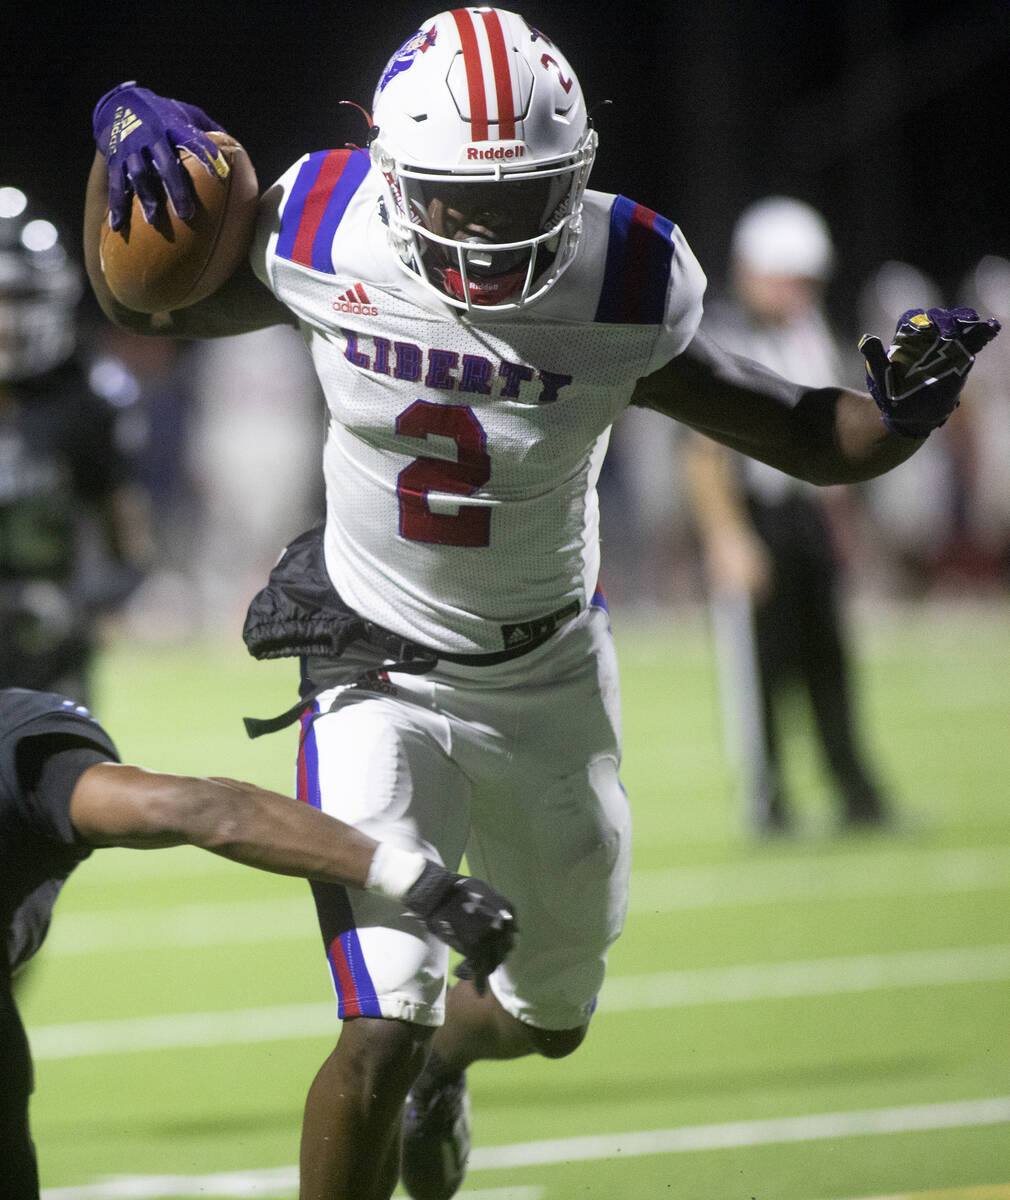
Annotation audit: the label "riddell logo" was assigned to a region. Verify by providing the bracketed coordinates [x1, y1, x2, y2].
[332, 283, 378, 316]
[465, 143, 526, 161]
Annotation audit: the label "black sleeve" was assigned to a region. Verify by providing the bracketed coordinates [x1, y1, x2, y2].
[16, 736, 112, 845]
[0, 690, 120, 837]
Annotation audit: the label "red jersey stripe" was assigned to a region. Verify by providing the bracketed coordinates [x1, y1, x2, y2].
[451, 8, 489, 141]
[290, 150, 349, 268]
[328, 936, 363, 1016]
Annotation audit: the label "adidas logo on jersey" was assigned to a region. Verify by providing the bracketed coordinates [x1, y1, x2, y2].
[332, 283, 378, 316]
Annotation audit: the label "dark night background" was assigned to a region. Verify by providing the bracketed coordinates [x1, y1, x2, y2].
[10, 0, 1010, 335]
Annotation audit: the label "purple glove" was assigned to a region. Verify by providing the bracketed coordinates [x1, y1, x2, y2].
[93, 82, 226, 229]
[858, 306, 1001, 439]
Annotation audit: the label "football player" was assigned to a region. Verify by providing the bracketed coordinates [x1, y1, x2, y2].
[0, 187, 152, 705]
[82, 9, 999, 1199]
[1, 686, 515, 1200]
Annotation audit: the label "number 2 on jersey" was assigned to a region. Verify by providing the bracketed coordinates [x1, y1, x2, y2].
[396, 400, 491, 546]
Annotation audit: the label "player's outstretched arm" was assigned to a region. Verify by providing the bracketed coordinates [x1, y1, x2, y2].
[632, 332, 910, 484]
[71, 762, 379, 878]
[633, 308, 999, 485]
[69, 762, 517, 976]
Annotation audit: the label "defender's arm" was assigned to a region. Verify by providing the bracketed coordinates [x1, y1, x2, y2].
[69, 761, 517, 987]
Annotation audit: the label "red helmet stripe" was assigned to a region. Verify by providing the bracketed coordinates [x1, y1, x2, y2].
[480, 9, 516, 140]
[451, 8, 489, 141]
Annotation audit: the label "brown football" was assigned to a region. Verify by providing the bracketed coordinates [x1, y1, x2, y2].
[100, 130, 259, 313]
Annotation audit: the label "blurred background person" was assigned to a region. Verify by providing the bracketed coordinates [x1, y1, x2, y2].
[947, 254, 1010, 592]
[0, 185, 152, 705]
[94, 327, 202, 642]
[683, 196, 891, 834]
[597, 402, 696, 611]
[185, 325, 325, 635]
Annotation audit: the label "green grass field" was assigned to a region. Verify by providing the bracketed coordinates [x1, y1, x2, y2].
[17, 601, 1010, 1199]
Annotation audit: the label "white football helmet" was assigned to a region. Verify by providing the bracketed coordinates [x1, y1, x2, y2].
[0, 186, 81, 381]
[370, 8, 596, 312]
[731, 196, 835, 281]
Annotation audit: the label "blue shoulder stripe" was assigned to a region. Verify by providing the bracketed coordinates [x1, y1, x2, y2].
[275, 149, 371, 273]
[595, 195, 676, 325]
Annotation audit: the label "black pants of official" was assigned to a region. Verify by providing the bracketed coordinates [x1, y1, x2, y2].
[748, 493, 885, 823]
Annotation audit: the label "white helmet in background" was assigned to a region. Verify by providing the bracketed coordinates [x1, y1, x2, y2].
[731, 196, 835, 281]
[370, 8, 596, 312]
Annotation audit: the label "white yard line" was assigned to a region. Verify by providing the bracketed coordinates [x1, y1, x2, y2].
[39, 1099, 1010, 1196]
[42, 1175, 541, 1199]
[45, 895, 317, 955]
[27, 942, 1010, 1060]
[30, 1000, 336, 1059]
[838, 1191, 1010, 1200]
[44, 844, 1010, 957]
[42, 1168, 297, 1199]
[626, 843, 1010, 914]
[598, 942, 1010, 1011]
[466, 1096, 1010, 1169]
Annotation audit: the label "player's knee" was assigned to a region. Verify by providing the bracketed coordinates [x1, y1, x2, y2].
[525, 1022, 588, 1059]
[338, 1015, 434, 1087]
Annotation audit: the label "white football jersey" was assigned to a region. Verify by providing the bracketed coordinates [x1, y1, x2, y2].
[251, 150, 706, 653]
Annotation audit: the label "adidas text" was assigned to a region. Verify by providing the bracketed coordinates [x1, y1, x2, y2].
[333, 300, 378, 316]
[333, 283, 377, 316]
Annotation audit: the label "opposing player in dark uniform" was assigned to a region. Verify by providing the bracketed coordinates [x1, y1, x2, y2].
[0, 687, 515, 1200]
[0, 186, 152, 704]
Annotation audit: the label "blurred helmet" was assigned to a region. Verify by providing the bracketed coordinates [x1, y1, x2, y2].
[0, 186, 82, 381]
[958, 254, 1010, 318]
[857, 259, 942, 339]
[370, 8, 596, 312]
[731, 196, 835, 280]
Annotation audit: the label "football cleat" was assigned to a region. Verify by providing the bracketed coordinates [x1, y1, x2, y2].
[400, 1061, 471, 1200]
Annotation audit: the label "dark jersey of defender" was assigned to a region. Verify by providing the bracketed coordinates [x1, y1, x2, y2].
[0, 687, 118, 973]
[0, 356, 140, 689]
[0, 357, 136, 581]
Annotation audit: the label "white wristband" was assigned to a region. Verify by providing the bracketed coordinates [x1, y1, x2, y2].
[365, 843, 428, 901]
